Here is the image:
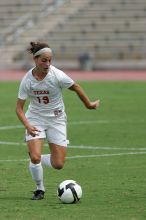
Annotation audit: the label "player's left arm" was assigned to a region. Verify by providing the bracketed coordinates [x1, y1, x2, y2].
[69, 83, 100, 110]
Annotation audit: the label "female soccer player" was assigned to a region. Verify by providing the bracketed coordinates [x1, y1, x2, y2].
[16, 41, 100, 200]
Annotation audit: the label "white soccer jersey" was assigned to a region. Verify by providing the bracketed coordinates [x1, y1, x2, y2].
[18, 65, 74, 121]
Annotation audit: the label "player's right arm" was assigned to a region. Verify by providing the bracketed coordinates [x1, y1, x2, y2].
[16, 98, 39, 137]
[69, 83, 100, 110]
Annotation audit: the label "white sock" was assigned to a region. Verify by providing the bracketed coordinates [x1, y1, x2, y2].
[41, 154, 52, 168]
[29, 161, 45, 191]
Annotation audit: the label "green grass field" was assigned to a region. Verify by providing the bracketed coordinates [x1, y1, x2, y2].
[0, 81, 146, 220]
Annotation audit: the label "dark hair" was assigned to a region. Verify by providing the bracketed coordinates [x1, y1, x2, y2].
[27, 41, 50, 55]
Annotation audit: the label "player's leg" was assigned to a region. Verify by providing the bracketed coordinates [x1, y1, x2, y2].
[28, 138, 44, 164]
[41, 113, 68, 169]
[41, 144, 67, 169]
[49, 143, 67, 169]
[27, 138, 45, 200]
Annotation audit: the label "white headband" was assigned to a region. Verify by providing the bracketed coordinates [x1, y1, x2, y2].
[34, 48, 52, 57]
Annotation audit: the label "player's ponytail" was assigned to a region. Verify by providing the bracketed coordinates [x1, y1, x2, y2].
[27, 41, 50, 56]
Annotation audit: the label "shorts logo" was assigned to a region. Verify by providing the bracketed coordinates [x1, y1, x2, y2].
[54, 109, 62, 116]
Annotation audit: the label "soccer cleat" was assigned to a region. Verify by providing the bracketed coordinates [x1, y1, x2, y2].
[31, 190, 45, 200]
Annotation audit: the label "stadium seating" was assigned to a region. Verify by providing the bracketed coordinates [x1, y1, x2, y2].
[0, 0, 146, 70]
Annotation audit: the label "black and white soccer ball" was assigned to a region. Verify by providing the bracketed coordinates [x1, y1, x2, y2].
[57, 180, 82, 204]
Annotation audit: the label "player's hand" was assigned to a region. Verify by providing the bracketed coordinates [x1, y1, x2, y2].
[86, 99, 100, 109]
[26, 125, 40, 137]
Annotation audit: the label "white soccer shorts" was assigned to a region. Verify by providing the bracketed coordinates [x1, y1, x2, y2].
[25, 114, 69, 147]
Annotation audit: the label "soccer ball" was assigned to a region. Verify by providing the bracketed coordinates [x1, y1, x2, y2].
[57, 180, 82, 204]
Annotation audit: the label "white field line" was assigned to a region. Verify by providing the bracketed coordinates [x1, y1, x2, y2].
[0, 122, 146, 162]
[68, 120, 145, 125]
[0, 151, 146, 163]
[0, 119, 145, 130]
[69, 145, 146, 151]
[0, 141, 25, 146]
[69, 120, 112, 125]
[0, 141, 146, 163]
[67, 152, 146, 159]
[0, 159, 29, 162]
[0, 125, 23, 130]
[0, 141, 146, 151]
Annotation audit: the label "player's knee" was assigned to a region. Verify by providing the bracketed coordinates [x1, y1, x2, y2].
[29, 153, 41, 164]
[52, 161, 65, 170]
